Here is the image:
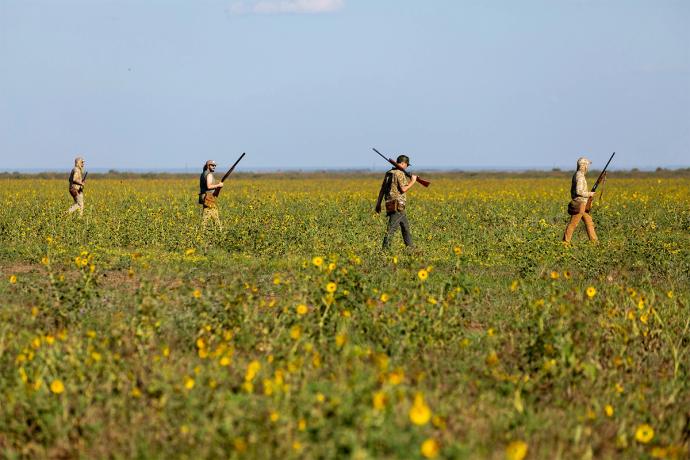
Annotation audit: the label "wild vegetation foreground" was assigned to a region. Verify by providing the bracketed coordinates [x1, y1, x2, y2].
[1, 173, 689, 459]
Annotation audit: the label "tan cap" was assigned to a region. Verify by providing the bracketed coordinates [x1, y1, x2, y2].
[205, 160, 217, 167]
[74, 156, 84, 165]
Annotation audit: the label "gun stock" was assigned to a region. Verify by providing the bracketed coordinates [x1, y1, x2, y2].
[585, 152, 615, 212]
[372, 148, 430, 188]
[214, 153, 246, 197]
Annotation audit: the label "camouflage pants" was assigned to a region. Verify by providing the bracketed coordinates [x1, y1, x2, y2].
[383, 211, 413, 249]
[563, 205, 597, 242]
[67, 189, 84, 216]
[202, 206, 222, 229]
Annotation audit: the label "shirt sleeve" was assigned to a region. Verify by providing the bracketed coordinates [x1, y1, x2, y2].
[576, 174, 593, 198]
[394, 170, 408, 192]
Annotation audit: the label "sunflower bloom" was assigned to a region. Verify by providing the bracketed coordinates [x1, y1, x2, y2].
[409, 393, 432, 425]
[635, 424, 654, 444]
[50, 379, 65, 394]
[373, 391, 386, 410]
[326, 282, 337, 293]
[505, 440, 528, 460]
[586, 286, 596, 298]
[420, 438, 440, 458]
[418, 269, 429, 281]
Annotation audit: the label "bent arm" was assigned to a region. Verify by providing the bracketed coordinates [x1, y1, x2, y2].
[400, 175, 417, 193]
[207, 174, 223, 190]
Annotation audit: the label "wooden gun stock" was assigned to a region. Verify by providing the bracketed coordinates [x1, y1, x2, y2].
[372, 148, 431, 187]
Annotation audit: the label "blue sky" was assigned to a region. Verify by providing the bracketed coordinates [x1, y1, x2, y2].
[1, 0, 688, 171]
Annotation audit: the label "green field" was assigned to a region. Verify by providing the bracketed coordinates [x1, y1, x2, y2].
[1, 172, 689, 459]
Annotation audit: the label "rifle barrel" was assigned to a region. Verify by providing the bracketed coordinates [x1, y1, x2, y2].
[592, 152, 615, 192]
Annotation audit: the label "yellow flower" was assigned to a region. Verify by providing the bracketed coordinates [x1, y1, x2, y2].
[380, 293, 389, 302]
[91, 351, 102, 362]
[409, 393, 432, 425]
[312, 256, 323, 267]
[273, 276, 281, 285]
[550, 271, 559, 279]
[388, 369, 404, 385]
[604, 404, 614, 417]
[635, 423, 654, 444]
[666, 290, 674, 299]
[245, 360, 261, 381]
[650, 447, 668, 459]
[50, 379, 65, 394]
[316, 392, 326, 403]
[9, 275, 17, 284]
[510, 280, 519, 292]
[335, 334, 347, 348]
[298, 418, 307, 431]
[184, 248, 195, 256]
[328, 262, 336, 271]
[326, 282, 337, 293]
[131, 387, 142, 398]
[219, 356, 231, 366]
[485, 351, 499, 366]
[233, 438, 247, 453]
[563, 271, 571, 279]
[290, 325, 302, 340]
[453, 246, 462, 256]
[184, 377, 195, 390]
[41, 256, 50, 265]
[269, 411, 280, 422]
[196, 337, 206, 349]
[373, 391, 386, 410]
[192, 289, 202, 299]
[586, 286, 596, 298]
[296, 304, 308, 315]
[505, 440, 528, 460]
[420, 438, 440, 458]
[417, 269, 429, 281]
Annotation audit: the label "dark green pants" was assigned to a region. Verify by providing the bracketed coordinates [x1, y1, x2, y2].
[382, 211, 413, 249]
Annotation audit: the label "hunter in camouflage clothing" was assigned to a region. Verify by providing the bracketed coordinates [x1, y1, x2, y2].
[375, 155, 417, 249]
[563, 157, 598, 242]
[67, 156, 86, 216]
[199, 160, 224, 228]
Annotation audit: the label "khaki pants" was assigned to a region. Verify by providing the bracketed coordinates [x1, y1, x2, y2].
[68, 189, 84, 216]
[202, 206, 222, 229]
[563, 203, 597, 242]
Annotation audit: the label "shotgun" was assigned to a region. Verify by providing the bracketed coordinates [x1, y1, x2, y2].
[585, 152, 615, 212]
[372, 148, 430, 187]
[213, 153, 246, 197]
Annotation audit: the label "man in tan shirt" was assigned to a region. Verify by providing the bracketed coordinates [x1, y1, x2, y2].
[67, 156, 86, 216]
[563, 157, 597, 242]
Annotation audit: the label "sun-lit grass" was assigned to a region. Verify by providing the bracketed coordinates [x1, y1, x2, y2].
[1, 172, 688, 458]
